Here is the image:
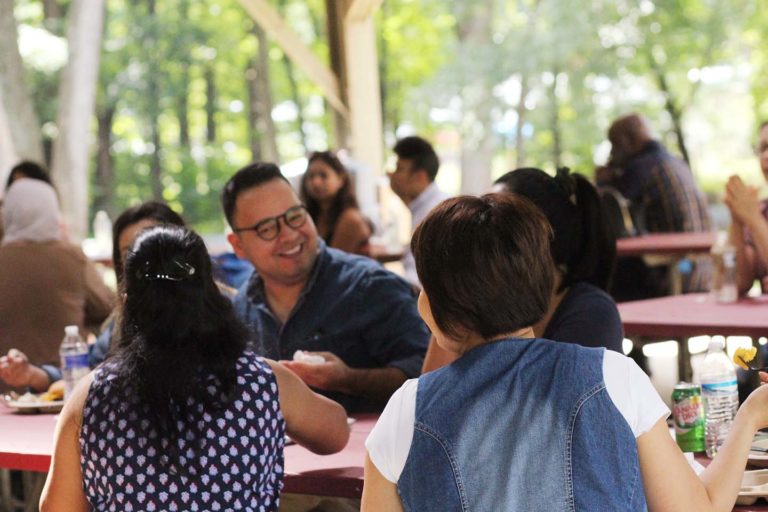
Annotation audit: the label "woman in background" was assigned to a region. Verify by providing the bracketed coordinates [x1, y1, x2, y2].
[0, 201, 185, 391]
[41, 225, 349, 511]
[300, 151, 371, 255]
[0, 179, 113, 392]
[422, 167, 622, 372]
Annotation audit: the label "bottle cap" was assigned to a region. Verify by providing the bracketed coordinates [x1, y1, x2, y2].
[707, 338, 725, 352]
[64, 325, 79, 336]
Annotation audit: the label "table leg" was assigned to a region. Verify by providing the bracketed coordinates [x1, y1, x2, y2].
[22, 473, 45, 512]
[678, 337, 692, 383]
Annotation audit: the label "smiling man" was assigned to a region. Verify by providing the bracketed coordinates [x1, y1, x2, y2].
[223, 163, 429, 413]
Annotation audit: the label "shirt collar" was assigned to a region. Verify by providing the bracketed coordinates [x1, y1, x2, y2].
[409, 182, 442, 214]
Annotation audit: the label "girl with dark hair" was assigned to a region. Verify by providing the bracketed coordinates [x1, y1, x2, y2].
[40, 225, 349, 511]
[300, 151, 371, 255]
[421, 167, 622, 372]
[491, 167, 621, 352]
[363, 194, 768, 511]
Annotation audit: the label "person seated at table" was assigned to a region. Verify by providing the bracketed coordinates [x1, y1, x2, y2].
[40, 225, 349, 512]
[0, 161, 56, 243]
[597, 113, 712, 300]
[422, 167, 622, 372]
[362, 193, 768, 512]
[300, 150, 372, 256]
[0, 201, 186, 392]
[5, 160, 53, 190]
[223, 162, 430, 413]
[725, 121, 768, 295]
[0, 179, 113, 393]
[389, 135, 451, 288]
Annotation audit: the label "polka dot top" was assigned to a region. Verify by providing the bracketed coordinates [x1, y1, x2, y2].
[80, 352, 285, 511]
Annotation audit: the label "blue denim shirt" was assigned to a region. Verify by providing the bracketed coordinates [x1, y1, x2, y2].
[398, 337, 646, 511]
[232, 241, 429, 413]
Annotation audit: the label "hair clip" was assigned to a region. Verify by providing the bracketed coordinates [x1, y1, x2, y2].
[137, 259, 196, 282]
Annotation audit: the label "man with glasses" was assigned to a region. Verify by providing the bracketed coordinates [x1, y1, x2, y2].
[223, 162, 429, 414]
[724, 120, 768, 295]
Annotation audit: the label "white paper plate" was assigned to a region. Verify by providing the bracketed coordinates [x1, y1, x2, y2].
[749, 439, 768, 468]
[5, 399, 64, 414]
[736, 469, 768, 505]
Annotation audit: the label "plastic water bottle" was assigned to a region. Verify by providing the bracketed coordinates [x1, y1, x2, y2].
[93, 210, 112, 255]
[60, 325, 90, 401]
[710, 232, 738, 303]
[700, 339, 739, 457]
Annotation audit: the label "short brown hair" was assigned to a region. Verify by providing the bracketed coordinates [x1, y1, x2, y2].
[412, 193, 554, 340]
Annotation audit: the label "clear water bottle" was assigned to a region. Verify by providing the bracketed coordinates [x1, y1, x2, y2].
[700, 339, 739, 457]
[59, 325, 90, 401]
[710, 232, 738, 303]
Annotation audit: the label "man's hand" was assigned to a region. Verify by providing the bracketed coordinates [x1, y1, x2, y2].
[0, 349, 34, 388]
[281, 352, 352, 393]
[724, 175, 761, 227]
[595, 165, 619, 184]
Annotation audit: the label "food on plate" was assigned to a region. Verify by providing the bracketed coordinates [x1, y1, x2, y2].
[734, 347, 758, 370]
[292, 350, 325, 365]
[40, 380, 65, 402]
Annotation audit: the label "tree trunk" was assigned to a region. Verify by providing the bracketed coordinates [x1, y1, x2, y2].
[146, 0, 162, 200]
[177, 61, 190, 147]
[277, 0, 308, 152]
[0, 0, 44, 163]
[50, 0, 106, 241]
[175, 0, 190, 147]
[456, 1, 495, 195]
[550, 69, 563, 169]
[648, 51, 690, 166]
[0, 93, 18, 185]
[246, 25, 278, 162]
[205, 65, 217, 144]
[93, 103, 115, 216]
[515, 74, 530, 168]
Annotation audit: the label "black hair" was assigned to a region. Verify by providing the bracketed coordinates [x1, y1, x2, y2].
[300, 151, 358, 237]
[494, 167, 616, 292]
[112, 201, 186, 283]
[413, 194, 554, 340]
[113, 225, 248, 470]
[6, 161, 53, 190]
[393, 136, 440, 181]
[221, 162, 288, 227]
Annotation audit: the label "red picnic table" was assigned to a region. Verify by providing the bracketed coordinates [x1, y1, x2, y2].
[3, 404, 768, 509]
[616, 231, 717, 295]
[616, 231, 717, 258]
[0, 403, 371, 500]
[618, 293, 768, 382]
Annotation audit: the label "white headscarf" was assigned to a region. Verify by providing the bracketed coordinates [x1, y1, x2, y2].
[2, 178, 62, 245]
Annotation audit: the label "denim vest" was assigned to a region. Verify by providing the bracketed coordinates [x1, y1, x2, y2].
[398, 337, 646, 512]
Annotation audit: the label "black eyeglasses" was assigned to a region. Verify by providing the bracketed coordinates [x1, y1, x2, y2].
[233, 205, 309, 241]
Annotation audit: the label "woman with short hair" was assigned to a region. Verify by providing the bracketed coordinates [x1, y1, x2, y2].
[363, 193, 768, 511]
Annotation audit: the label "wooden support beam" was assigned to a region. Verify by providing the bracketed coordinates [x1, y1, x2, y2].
[345, 0, 384, 22]
[238, 0, 349, 118]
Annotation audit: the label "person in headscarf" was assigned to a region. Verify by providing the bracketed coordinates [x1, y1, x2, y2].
[0, 179, 113, 392]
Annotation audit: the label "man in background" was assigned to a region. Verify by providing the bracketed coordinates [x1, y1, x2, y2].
[389, 136, 450, 288]
[597, 113, 712, 299]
